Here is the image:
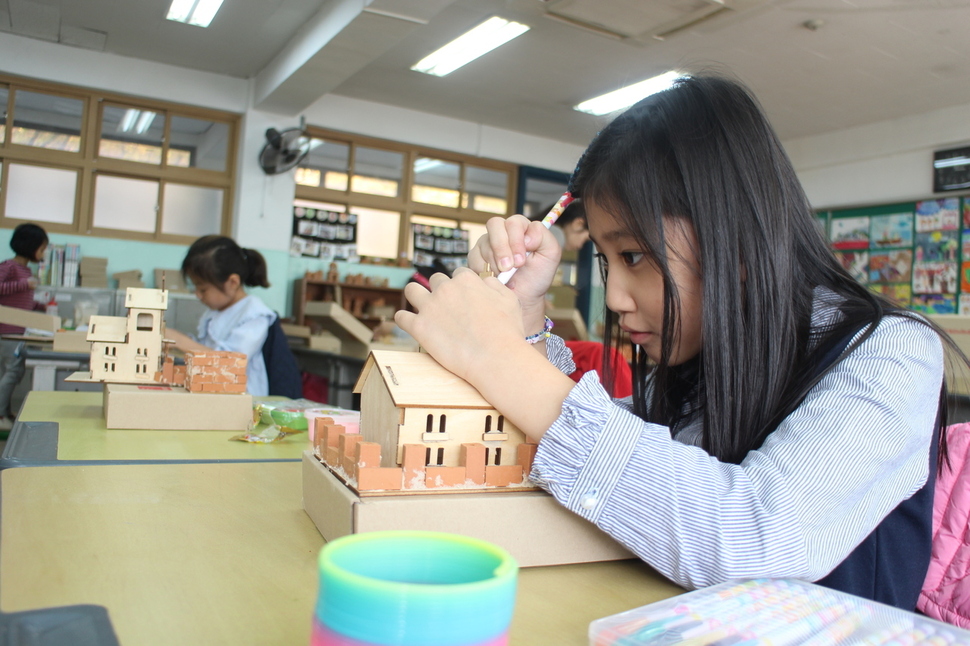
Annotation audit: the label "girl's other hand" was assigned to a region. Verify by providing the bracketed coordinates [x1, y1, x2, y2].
[395, 268, 526, 385]
[469, 215, 560, 310]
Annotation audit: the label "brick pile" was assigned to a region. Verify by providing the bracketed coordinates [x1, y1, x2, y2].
[183, 351, 248, 394]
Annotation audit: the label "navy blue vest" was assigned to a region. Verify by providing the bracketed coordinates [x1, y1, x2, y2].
[811, 325, 940, 610]
[261, 315, 304, 399]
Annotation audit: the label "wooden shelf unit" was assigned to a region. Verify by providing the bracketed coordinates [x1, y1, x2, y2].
[294, 278, 405, 330]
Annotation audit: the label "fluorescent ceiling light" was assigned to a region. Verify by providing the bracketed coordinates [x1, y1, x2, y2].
[411, 16, 530, 77]
[413, 158, 443, 174]
[119, 109, 139, 133]
[166, 0, 225, 27]
[134, 111, 156, 134]
[574, 71, 683, 116]
[935, 157, 970, 169]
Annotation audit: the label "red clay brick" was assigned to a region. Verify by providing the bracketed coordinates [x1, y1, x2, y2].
[485, 465, 524, 487]
[357, 467, 402, 491]
[517, 443, 538, 476]
[426, 466, 466, 488]
[356, 442, 381, 468]
[401, 444, 426, 488]
[460, 443, 486, 485]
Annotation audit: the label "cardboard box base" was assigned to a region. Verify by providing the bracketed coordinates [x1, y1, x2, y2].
[104, 383, 253, 430]
[302, 451, 632, 567]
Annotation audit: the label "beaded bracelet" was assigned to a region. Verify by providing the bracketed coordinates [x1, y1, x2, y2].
[525, 316, 554, 345]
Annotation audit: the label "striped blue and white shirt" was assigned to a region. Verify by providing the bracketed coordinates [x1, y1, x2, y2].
[533, 291, 943, 590]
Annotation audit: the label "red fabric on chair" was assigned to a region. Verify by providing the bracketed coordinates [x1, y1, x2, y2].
[565, 340, 633, 398]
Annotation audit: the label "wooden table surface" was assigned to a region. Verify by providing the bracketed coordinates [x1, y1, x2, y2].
[0, 461, 683, 645]
[15, 390, 308, 462]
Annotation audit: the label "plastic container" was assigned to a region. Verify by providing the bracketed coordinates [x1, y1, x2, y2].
[589, 578, 970, 645]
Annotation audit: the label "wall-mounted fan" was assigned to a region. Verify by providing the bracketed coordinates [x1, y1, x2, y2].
[258, 123, 312, 175]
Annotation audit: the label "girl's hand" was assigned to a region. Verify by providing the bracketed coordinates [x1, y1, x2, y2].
[164, 329, 209, 354]
[395, 268, 526, 385]
[468, 215, 561, 318]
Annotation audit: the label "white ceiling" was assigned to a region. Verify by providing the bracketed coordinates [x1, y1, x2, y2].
[2, 0, 970, 147]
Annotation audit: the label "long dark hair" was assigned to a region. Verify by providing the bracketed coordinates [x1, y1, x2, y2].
[181, 235, 270, 290]
[572, 73, 950, 465]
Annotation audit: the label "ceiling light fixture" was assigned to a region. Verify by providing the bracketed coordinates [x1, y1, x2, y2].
[134, 111, 156, 135]
[411, 16, 530, 77]
[166, 0, 225, 28]
[573, 71, 683, 116]
[118, 109, 140, 133]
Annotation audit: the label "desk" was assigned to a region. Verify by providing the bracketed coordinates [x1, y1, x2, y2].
[0, 462, 683, 645]
[1, 391, 308, 467]
[291, 346, 365, 409]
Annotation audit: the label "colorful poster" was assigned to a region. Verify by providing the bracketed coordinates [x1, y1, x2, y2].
[963, 261, 970, 294]
[914, 230, 959, 263]
[869, 213, 913, 249]
[830, 217, 870, 250]
[913, 261, 958, 294]
[834, 251, 868, 283]
[964, 199, 970, 230]
[871, 284, 912, 307]
[868, 250, 913, 284]
[960, 294, 970, 316]
[911, 294, 956, 314]
[915, 198, 960, 232]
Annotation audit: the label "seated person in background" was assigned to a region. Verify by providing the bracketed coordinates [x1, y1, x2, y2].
[165, 235, 277, 396]
[0, 223, 48, 430]
[532, 199, 590, 253]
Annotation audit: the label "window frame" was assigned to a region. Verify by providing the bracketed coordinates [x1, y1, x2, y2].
[294, 127, 517, 260]
[0, 73, 239, 243]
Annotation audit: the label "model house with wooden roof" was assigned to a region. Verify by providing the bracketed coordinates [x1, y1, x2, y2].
[312, 349, 539, 492]
[87, 287, 169, 383]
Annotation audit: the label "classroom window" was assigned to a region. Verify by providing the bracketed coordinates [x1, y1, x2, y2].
[352, 147, 403, 197]
[297, 138, 349, 189]
[412, 157, 460, 208]
[168, 115, 229, 171]
[161, 183, 224, 237]
[294, 128, 516, 262]
[0, 74, 238, 241]
[464, 166, 508, 214]
[10, 89, 83, 153]
[99, 104, 165, 165]
[0, 86, 7, 144]
[92, 175, 158, 234]
[3, 162, 77, 225]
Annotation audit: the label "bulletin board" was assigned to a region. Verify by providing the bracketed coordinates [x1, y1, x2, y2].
[290, 205, 358, 261]
[824, 196, 968, 314]
[411, 223, 470, 274]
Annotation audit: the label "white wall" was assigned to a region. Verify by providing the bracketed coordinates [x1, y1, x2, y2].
[784, 102, 970, 210]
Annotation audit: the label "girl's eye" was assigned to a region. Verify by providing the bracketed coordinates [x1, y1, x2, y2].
[620, 251, 644, 266]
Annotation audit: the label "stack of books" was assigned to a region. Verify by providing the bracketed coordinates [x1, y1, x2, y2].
[79, 257, 109, 288]
[37, 244, 81, 286]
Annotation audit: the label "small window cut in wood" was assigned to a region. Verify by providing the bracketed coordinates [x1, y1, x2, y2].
[437, 447, 444, 465]
[484, 415, 492, 433]
[494, 448, 502, 465]
[426, 414, 433, 434]
[136, 312, 154, 331]
[439, 415, 447, 433]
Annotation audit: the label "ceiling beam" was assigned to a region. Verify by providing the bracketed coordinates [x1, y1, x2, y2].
[253, 0, 455, 116]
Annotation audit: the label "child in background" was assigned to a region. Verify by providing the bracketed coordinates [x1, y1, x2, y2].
[0, 223, 48, 429]
[395, 73, 955, 610]
[532, 199, 589, 253]
[166, 235, 276, 396]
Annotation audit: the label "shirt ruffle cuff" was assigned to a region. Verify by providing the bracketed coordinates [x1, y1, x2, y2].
[530, 371, 613, 498]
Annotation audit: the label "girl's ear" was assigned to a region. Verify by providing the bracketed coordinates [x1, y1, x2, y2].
[223, 273, 242, 294]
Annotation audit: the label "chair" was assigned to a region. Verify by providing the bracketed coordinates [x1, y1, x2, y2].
[564, 340, 633, 398]
[261, 315, 303, 399]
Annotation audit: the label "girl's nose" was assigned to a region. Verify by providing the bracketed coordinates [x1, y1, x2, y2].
[604, 271, 635, 314]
